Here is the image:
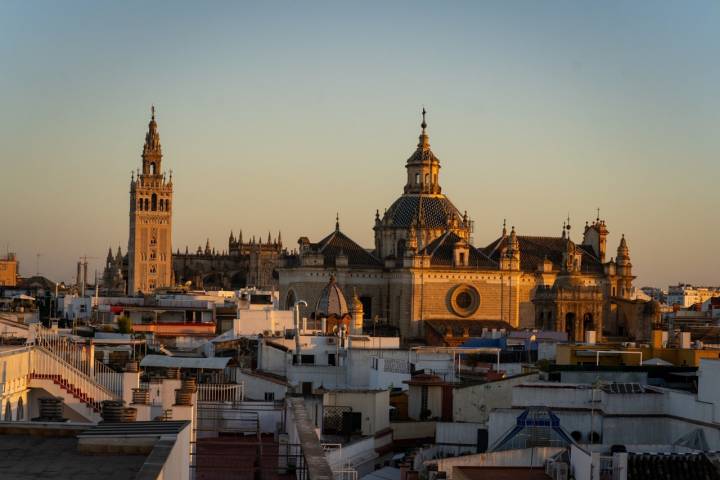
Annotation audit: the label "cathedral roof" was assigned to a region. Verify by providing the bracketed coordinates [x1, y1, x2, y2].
[383, 194, 464, 229]
[314, 229, 382, 267]
[315, 276, 349, 318]
[484, 235, 603, 273]
[420, 230, 497, 268]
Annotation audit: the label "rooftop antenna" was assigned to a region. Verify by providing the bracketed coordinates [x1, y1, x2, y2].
[35, 253, 43, 276]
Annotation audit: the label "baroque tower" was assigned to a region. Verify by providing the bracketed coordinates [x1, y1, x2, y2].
[128, 107, 173, 294]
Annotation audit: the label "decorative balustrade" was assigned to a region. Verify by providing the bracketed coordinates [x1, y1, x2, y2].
[197, 383, 244, 403]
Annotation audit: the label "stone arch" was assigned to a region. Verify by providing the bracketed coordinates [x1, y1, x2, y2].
[396, 238, 406, 257]
[202, 272, 224, 289]
[230, 271, 247, 289]
[4, 401, 11, 421]
[151, 193, 158, 211]
[16, 397, 23, 421]
[285, 289, 297, 310]
[150, 162, 156, 175]
[144, 198, 149, 210]
[565, 312, 576, 341]
[583, 313, 594, 334]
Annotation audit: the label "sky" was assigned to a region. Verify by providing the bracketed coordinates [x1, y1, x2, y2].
[0, 1, 718, 288]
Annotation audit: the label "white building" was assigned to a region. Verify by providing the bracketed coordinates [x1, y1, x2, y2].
[488, 358, 720, 451]
[667, 284, 720, 308]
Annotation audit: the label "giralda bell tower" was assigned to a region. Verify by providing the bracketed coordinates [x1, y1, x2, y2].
[128, 106, 173, 294]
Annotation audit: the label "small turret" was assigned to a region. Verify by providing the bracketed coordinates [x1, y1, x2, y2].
[350, 289, 364, 335]
[500, 226, 521, 270]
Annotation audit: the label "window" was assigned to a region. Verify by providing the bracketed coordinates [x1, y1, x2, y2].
[151, 193, 157, 211]
[425, 173, 430, 185]
[328, 353, 336, 366]
[150, 162, 156, 175]
[264, 392, 275, 401]
[459, 252, 466, 266]
[415, 173, 420, 184]
[144, 198, 149, 210]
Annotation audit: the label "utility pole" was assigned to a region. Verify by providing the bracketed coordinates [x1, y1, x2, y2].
[36, 253, 43, 276]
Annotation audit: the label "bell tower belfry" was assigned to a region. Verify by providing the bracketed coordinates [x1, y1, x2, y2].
[128, 106, 174, 294]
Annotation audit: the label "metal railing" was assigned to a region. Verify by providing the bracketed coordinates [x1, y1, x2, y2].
[32, 326, 123, 399]
[197, 383, 244, 403]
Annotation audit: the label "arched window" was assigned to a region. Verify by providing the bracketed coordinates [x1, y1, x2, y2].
[137, 199, 142, 211]
[4, 402, 11, 421]
[415, 173, 420, 184]
[286, 290, 296, 310]
[16, 398, 23, 421]
[151, 193, 157, 211]
[159, 199, 164, 211]
[425, 173, 430, 185]
[433, 174, 437, 184]
[396, 239, 406, 257]
[144, 198, 149, 210]
[150, 162, 156, 175]
[165, 200, 170, 212]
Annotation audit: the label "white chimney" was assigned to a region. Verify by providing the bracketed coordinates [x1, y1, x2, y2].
[680, 331, 691, 349]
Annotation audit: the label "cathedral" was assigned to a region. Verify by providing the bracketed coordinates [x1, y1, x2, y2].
[172, 232, 283, 290]
[103, 108, 284, 295]
[278, 110, 658, 341]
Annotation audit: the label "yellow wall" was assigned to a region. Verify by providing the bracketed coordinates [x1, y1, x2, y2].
[556, 343, 720, 367]
[0, 259, 17, 287]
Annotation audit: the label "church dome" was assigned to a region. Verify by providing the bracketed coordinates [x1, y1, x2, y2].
[315, 275, 349, 318]
[383, 194, 464, 229]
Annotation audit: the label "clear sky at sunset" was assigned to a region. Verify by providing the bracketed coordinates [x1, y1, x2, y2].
[1, 0, 718, 287]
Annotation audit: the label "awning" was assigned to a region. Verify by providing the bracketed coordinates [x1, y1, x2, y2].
[140, 355, 231, 370]
[12, 294, 35, 301]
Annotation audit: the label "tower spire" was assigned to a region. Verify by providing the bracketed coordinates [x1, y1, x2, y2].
[335, 212, 340, 232]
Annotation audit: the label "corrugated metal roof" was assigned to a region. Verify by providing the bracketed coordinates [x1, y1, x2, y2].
[140, 355, 230, 370]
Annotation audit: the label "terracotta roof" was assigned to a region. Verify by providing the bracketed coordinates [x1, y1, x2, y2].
[484, 235, 603, 273]
[420, 230, 496, 268]
[383, 194, 463, 229]
[314, 230, 382, 267]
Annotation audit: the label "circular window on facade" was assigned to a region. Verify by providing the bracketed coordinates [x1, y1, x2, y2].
[449, 284, 480, 317]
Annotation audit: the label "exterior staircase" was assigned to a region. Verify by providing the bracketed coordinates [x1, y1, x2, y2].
[26, 326, 124, 422]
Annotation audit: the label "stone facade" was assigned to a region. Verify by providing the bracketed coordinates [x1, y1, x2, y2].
[279, 112, 647, 341]
[127, 107, 174, 294]
[172, 233, 283, 290]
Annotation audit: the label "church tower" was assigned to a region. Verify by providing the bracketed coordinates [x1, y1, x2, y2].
[128, 107, 173, 294]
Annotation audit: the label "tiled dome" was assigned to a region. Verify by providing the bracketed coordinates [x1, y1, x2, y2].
[383, 194, 463, 229]
[314, 275, 349, 318]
